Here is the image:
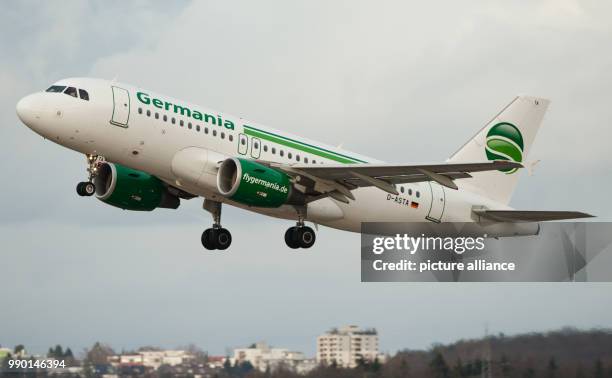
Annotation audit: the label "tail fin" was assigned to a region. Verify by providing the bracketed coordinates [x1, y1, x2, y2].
[448, 95, 550, 205]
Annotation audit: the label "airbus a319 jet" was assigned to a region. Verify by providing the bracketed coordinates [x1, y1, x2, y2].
[16, 78, 591, 250]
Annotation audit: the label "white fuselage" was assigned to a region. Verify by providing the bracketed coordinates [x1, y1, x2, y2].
[17, 78, 517, 234]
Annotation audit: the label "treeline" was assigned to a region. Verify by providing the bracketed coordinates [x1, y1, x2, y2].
[243, 328, 612, 378]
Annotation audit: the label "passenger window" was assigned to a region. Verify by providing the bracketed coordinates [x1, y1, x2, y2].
[196, 125, 201, 132]
[46, 85, 66, 93]
[221, 132, 225, 139]
[155, 112, 159, 119]
[272, 147, 276, 154]
[408, 188, 413, 196]
[304, 157, 308, 163]
[79, 89, 89, 101]
[180, 120, 184, 126]
[254, 141, 259, 149]
[288, 152, 292, 159]
[138, 108, 143, 114]
[280, 150, 284, 157]
[64, 87, 78, 98]
[163, 115, 167, 122]
[146, 110, 151, 117]
[229, 134, 233, 141]
[400, 186, 405, 193]
[213, 130, 217, 136]
[205, 127, 209, 134]
[312, 159, 316, 164]
[263, 145, 268, 152]
[416, 191, 420, 198]
[172, 117, 176, 124]
[188, 122, 192, 129]
[296, 155, 300, 162]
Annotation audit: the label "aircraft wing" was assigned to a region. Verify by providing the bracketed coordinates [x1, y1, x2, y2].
[264, 160, 522, 203]
[473, 210, 594, 222]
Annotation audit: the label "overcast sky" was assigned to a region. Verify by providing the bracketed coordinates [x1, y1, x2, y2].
[1, 0, 612, 357]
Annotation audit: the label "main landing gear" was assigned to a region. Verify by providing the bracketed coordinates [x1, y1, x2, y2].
[76, 154, 102, 197]
[201, 199, 232, 250]
[284, 207, 316, 249]
[284, 225, 316, 249]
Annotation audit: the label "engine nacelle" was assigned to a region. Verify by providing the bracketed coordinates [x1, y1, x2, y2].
[94, 162, 180, 211]
[217, 157, 296, 208]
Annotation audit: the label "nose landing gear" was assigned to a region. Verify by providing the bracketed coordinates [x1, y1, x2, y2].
[201, 199, 232, 251]
[76, 181, 96, 196]
[76, 154, 103, 197]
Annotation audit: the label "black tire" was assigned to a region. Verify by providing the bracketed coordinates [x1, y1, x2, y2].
[83, 182, 96, 196]
[216, 228, 232, 250]
[297, 226, 316, 248]
[284, 227, 300, 249]
[201, 228, 217, 250]
[76, 182, 86, 196]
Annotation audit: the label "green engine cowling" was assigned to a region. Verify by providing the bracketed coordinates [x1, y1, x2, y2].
[94, 162, 179, 211]
[217, 157, 294, 207]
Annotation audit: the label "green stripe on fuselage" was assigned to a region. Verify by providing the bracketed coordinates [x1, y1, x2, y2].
[243, 125, 367, 164]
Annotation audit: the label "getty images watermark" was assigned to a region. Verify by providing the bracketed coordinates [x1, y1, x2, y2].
[370, 234, 519, 273]
[361, 222, 612, 282]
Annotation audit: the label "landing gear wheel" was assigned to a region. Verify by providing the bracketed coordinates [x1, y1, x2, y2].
[76, 181, 95, 197]
[285, 227, 300, 249]
[285, 226, 316, 249]
[201, 228, 232, 250]
[201, 229, 217, 250]
[297, 226, 316, 249]
[216, 228, 232, 250]
[83, 182, 95, 196]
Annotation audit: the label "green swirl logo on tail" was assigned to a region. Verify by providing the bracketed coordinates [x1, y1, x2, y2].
[485, 122, 524, 174]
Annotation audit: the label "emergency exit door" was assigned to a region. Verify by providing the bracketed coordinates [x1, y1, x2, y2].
[426, 182, 446, 223]
[110, 86, 130, 127]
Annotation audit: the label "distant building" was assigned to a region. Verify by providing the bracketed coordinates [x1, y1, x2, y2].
[141, 350, 191, 368]
[119, 354, 143, 365]
[232, 342, 310, 373]
[317, 325, 381, 368]
[111, 350, 192, 370]
[207, 356, 227, 369]
[295, 358, 318, 375]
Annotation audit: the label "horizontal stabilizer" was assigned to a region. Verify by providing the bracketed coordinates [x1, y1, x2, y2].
[473, 210, 594, 222]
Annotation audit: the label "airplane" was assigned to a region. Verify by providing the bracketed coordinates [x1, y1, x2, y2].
[16, 78, 592, 250]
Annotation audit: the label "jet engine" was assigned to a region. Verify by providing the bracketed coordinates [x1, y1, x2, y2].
[217, 157, 303, 207]
[93, 162, 180, 211]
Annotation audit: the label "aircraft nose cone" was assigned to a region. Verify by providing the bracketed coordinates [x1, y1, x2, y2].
[16, 94, 41, 127]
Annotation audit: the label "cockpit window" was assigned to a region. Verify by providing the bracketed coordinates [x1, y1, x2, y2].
[46, 85, 66, 93]
[79, 89, 89, 101]
[64, 87, 78, 98]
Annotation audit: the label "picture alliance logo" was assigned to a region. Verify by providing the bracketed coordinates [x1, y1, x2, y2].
[485, 122, 524, 174]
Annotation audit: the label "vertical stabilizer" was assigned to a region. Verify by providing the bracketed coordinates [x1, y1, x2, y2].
[448, 96, 549, 205]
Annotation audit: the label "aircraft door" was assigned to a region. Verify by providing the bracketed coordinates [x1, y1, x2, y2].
[426, 182, 445, 223]
[110, 86, 130, 127]
[251, 137, 261, 159]
[238, 133, 248, 155]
